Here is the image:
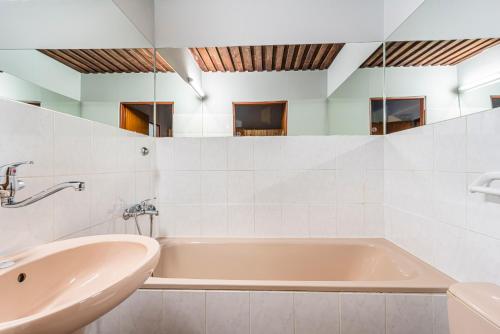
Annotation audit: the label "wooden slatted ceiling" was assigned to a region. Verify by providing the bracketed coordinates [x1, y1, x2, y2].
[38, 49, 174, 73]
[190, 44, 344, 72]
[361, 38, 500, 68]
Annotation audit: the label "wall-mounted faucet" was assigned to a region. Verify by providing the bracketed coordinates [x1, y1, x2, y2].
[0, 161, 85, 208]
[123, 199, 159, 237]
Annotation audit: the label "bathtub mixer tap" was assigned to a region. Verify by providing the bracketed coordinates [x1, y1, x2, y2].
[0, 161, 85, 209]
[123, 198, 159, 237]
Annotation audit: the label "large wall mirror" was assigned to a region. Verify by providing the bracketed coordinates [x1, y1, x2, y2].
[383, 0, 500, 134]
[154, 43, 387, 137]
[3, 0, 499, 137]
[0, 0, 158, 136]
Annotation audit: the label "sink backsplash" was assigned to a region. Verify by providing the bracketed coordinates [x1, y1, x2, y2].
[0, 99, 156, 255]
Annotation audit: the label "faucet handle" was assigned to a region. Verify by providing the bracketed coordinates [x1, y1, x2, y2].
[140, 197, 156, 205]
[0, 161, 34, 176]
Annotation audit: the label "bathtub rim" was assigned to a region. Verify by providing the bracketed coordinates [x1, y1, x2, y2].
[143, 237, 456, 293]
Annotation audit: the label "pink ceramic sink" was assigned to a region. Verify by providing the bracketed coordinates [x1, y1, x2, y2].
[0, 234, 160, 334]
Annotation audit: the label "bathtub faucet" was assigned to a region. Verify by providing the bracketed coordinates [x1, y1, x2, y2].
[0, 161, 85, 208]
[123, 199, 159, 237]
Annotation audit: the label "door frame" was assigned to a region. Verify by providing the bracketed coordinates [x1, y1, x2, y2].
[369, 96, 426, 135]
[232, 100, 288, 136]
[120, 101, 174, 137]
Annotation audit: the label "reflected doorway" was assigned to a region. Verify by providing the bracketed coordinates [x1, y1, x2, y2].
[120, 102, 173, 137]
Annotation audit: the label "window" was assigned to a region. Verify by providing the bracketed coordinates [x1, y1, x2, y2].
[233, 101, 287, 136]
[370, 97, 426, 135]
[492, 96, 500, 109]
[120, 102, 173, 137]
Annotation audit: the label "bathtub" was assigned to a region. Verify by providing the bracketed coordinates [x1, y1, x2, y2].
[143, 238, 455, 293]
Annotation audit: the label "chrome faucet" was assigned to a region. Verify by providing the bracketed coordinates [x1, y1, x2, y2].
[123, 199, 159, 237]
[0, 161, 85, 208]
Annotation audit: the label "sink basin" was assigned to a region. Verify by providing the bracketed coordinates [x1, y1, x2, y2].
[0, 234, 160, 334]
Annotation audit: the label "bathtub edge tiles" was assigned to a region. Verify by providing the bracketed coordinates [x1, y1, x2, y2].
[294, 291, 340, 334]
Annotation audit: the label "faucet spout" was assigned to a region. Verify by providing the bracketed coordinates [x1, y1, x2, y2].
[1, 181, 85, 208]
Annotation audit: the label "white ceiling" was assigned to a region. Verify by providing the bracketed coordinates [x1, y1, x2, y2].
[388, 0, 500, 41]
[0, 0, 437, 50]
[154, 0, 385, 47]
[0, 0, 152, 49]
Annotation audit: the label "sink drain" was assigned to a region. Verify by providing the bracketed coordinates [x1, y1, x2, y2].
[17, 273, 26, 283]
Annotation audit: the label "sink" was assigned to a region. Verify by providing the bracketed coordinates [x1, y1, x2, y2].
[0, 234, 160, 334]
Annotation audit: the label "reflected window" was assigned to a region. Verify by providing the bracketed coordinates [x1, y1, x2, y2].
[370, 97, 426, 135]
[233, 101, 287, 136]
[492, 96, 500, 109]
[120, 102, 173, 137]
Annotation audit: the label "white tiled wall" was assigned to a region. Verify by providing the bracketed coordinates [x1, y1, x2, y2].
[156, 135, 384, 237]
[0, 99, 156, 255]
[385, 107, 500, 285]
[87, 289, 448, 334]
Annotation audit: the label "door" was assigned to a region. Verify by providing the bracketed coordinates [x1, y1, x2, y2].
[120, 104, 149, 135]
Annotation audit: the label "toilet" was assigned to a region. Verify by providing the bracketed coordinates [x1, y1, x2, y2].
[448, 283, 500, 333]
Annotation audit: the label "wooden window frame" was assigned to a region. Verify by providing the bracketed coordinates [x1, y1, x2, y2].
[369, 96, 426, 135]
[120, 101, 174, 137]
[491, 95, 500, 108]
[232, 100, 288, 136]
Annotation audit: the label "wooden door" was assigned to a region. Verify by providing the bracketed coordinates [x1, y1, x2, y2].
[120, 104, 149, 135]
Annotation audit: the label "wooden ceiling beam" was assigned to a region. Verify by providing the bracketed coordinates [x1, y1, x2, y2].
[311, 44, 329, 70]
[116, 49, 144, 72]
[125, 49, 150, 72]
[155, 51, 175, 72]
[197, 48, 217, 72]
[264, 45, 273, 71]
[207, 47, 225, 72]
[94, 49, 129, 72]
[417, 40, 462, 66]
[448, 39, 500, 65]
[360, 45, 383, 68]
[410, 40, 457, 65]
[80, 49, 121, 72]
[320, 43, 343, 70]
[217, 47, 235, 72]
[66, 49, 108, 72]
[284, 45, 296, 71]
[302, 44, 318, 70]
[443, 38, 498, 65]
[293, 45, 307, 70]
[190, 48, 209, 72]
[133, 49, 158, 72]
[229, 47, 244, 72]
[104, 49, 135, 72]
[396, 41, 439, 67]
[41, 50, 93, 73]
[189, 44, 345, 72]
[241, 46, 253, 72]
[385, 41, 415, 65]
[389, 41, 427, 66]
[421, 39, 471, 66]
[253, 46, 263, 72]
[275, 45, 285, 71]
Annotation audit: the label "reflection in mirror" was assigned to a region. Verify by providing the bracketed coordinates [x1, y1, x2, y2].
[154, 48, 203, 137]
[383, 0, 500, 133]
[161, 44, 349, 137]
[0, 0, 157, 136]
[326, 43, 383, 135]
[0, 48, 157, 136]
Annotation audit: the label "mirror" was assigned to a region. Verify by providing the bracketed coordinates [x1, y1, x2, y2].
[0, 0, 156, 136]
[327, 42, 384, 135]
[156, 43, 386, 137]
[383, 0, 500, 133]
